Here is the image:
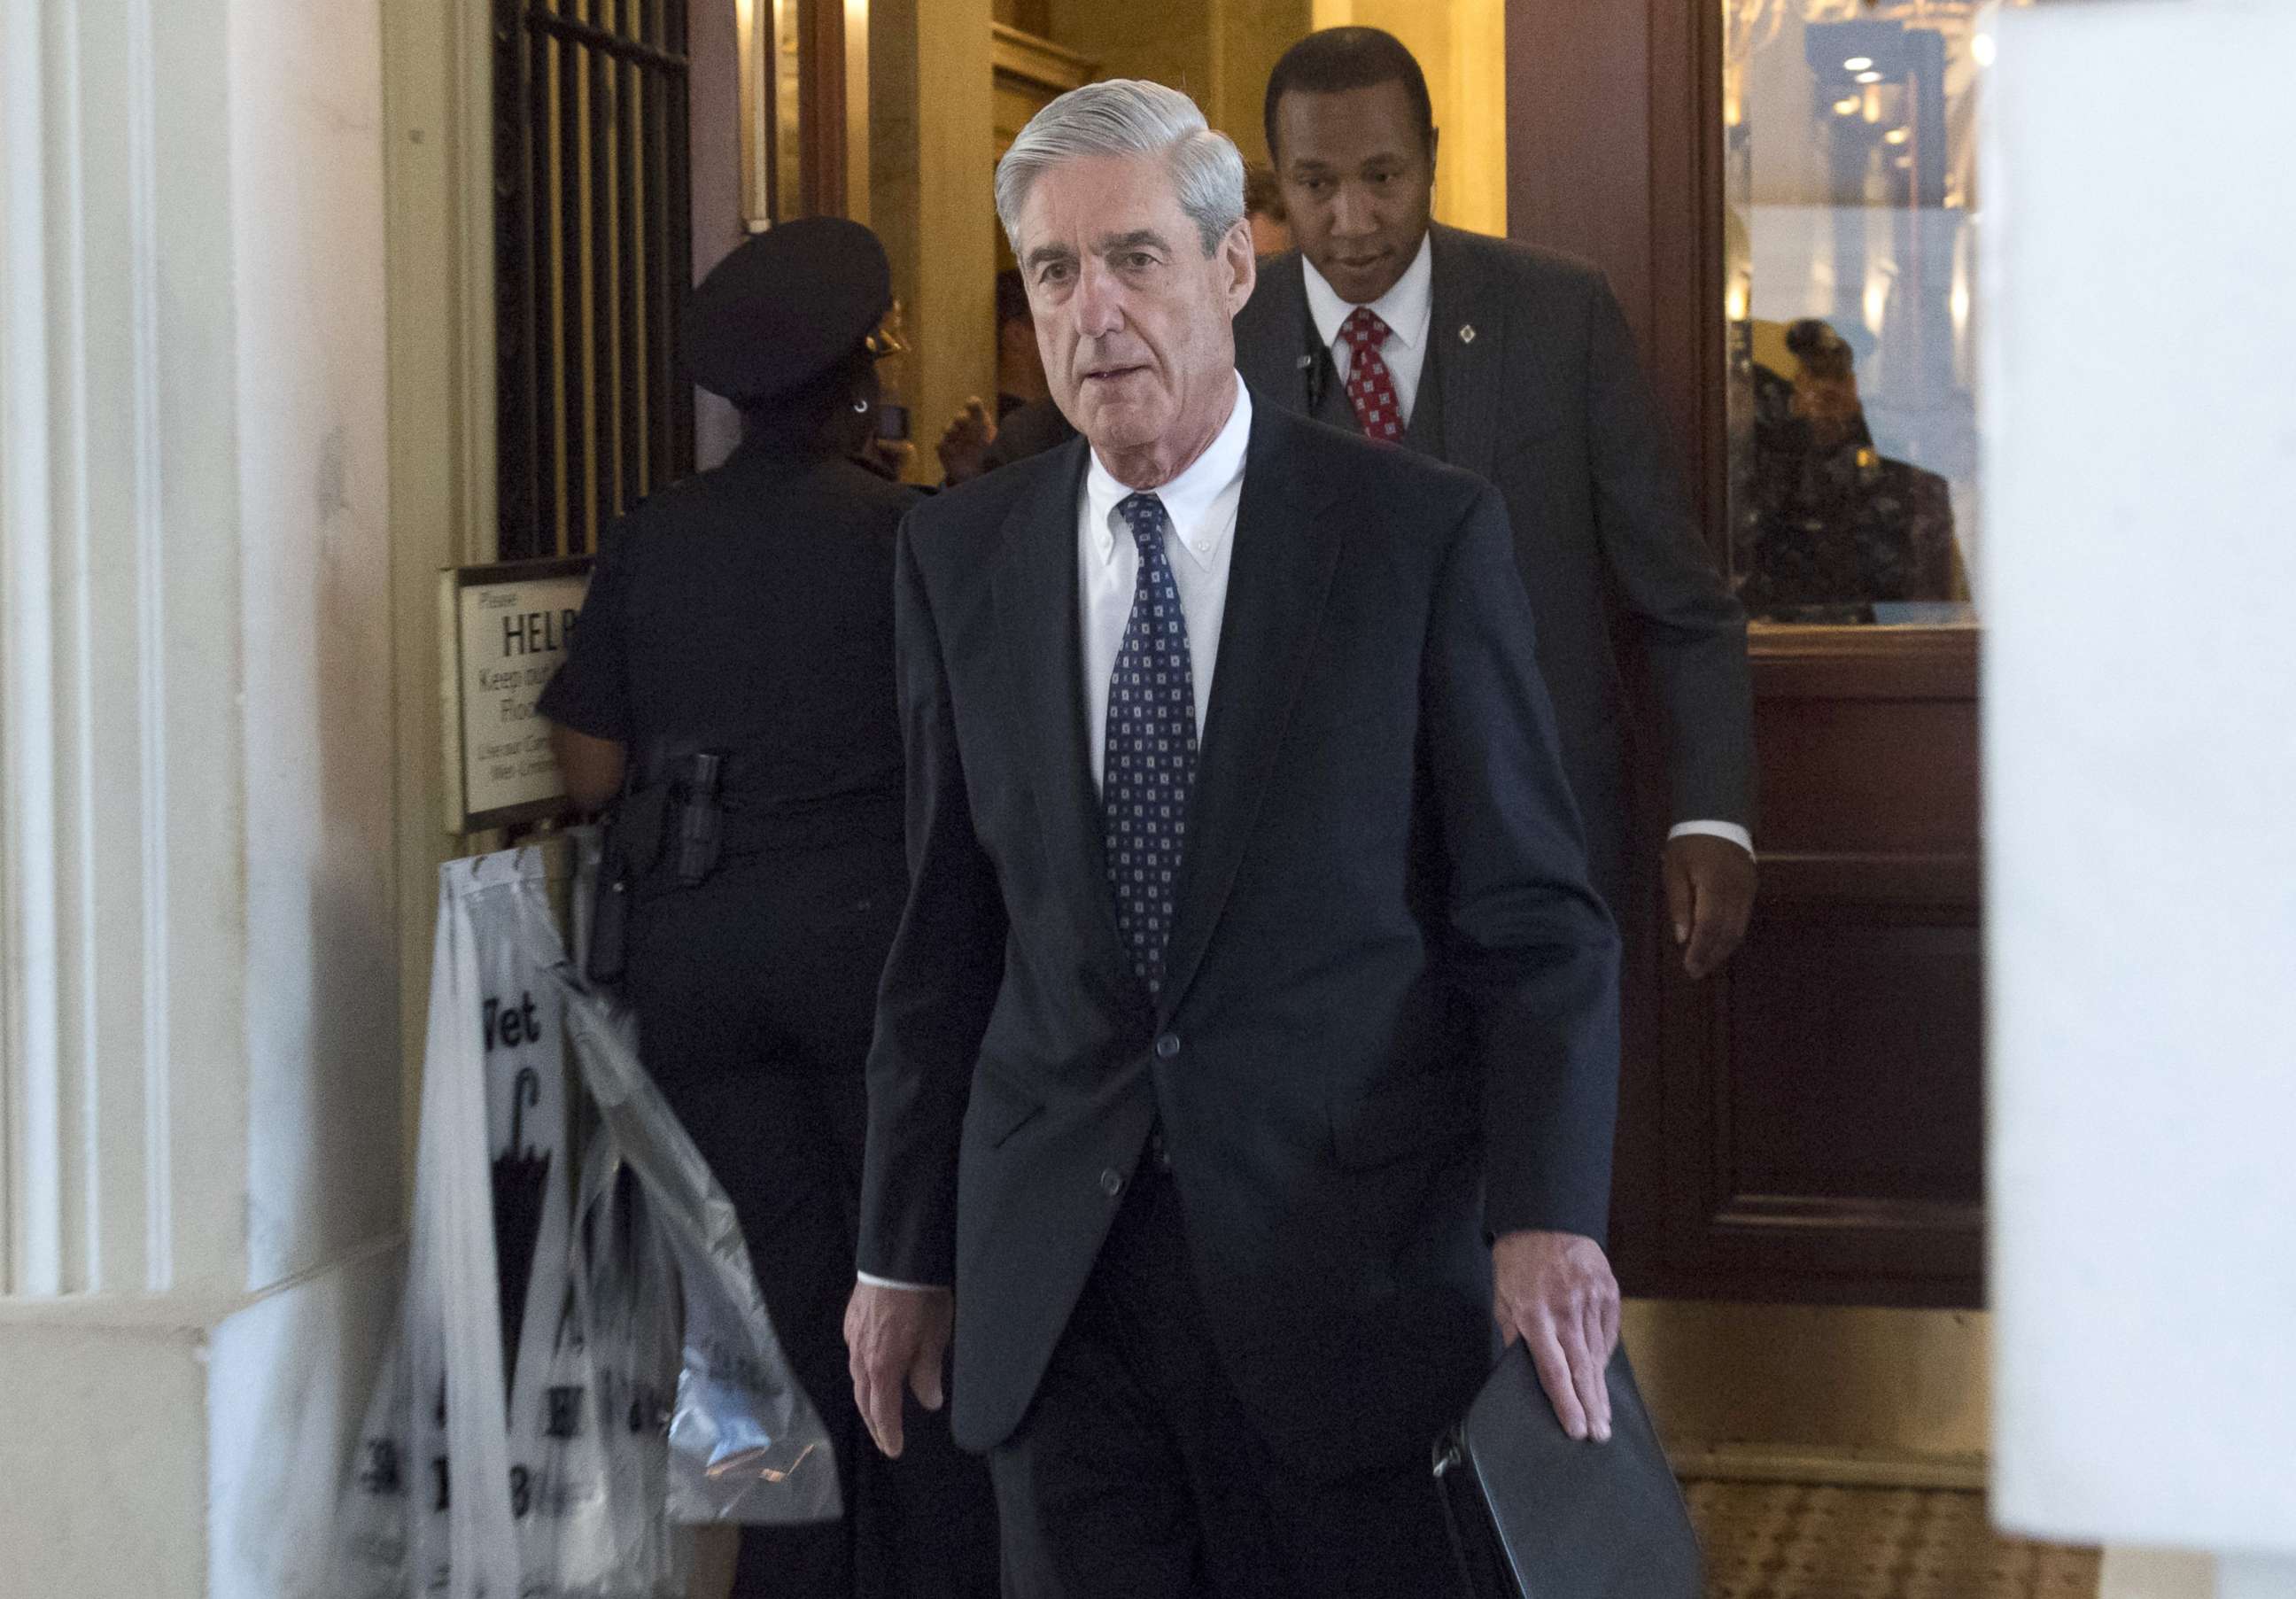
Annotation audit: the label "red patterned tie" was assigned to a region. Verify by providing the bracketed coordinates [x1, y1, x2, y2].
[1339, 306, 1403, 443]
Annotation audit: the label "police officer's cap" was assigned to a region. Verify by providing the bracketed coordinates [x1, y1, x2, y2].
[684, 217, 892, 405]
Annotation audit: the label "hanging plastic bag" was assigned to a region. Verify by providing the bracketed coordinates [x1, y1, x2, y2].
[552, 1131, 690, 1597]
[332, 1323, 416, 1599]
[551, 963, 842, 1526]
[330, 854, 532, 1599]
[331, 842, 834, 1599]
[330, 850, 586, 1597]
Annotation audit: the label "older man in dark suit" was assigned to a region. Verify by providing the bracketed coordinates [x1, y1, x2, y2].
[844, 75, 1623, 1599]
[1237, 27, 1757, 977]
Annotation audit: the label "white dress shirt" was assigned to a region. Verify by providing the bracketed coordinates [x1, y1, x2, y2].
[1302, 238, 1751, 859]
[854, 382, 1252, 1294]
[1303, 233, 1435, 425]
[1080, 381, 1251, 790]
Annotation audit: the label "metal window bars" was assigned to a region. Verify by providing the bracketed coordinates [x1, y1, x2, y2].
[494, 0, 694, 561]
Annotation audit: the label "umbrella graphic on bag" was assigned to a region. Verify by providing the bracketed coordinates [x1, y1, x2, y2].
[492, 1064, 552, 1398]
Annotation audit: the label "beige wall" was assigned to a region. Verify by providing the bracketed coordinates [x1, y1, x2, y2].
[1218, 0, 1314, 168]
[1039, 0, 1309, 168]
[873, 0, 998, 481]
[1047, 0, 1214, 112]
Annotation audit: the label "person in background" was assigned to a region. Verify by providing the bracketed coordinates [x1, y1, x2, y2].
[1244, 161, 1292, 256]
[1237, 27, 1758, 978]
[845, 78, 1622, 1598]
[1733, 317, 1965, 620]
[994, 267, 1051, 420]
[938, 268, 1076, 485]
[539, 217, 998, 1599]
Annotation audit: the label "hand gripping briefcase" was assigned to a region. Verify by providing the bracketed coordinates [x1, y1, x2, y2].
[1432, 1342, 1703, 1598]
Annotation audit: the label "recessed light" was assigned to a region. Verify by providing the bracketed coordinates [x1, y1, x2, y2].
[1845, 56, 1874, 73]
[1884, 128, 1911, 144]
[1972, 33, 1997, 67]
[1857, 70, 1884, 84]
[1834, 97, 1861, 116]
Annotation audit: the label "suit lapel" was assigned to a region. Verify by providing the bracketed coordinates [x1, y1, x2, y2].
[989, 439, 1134, 980]
[1159, 403, 1345, 1016]
[1430, 224, 1506, 484]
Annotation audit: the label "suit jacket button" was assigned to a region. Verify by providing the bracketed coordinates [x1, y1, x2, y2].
[1154, 1033, 1182, 1060]
[1099, 1168, 1125, 1198]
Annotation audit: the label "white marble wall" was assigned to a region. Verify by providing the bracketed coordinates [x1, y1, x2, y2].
[1985, 1, 2296, 1587]
[0, 0, 403, 1590]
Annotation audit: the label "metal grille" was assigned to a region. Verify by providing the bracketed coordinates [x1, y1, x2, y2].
[494, 0, 694, 560]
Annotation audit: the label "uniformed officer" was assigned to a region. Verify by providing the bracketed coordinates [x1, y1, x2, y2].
[1732, 317, 1966, 619]
[539, 217, 999, 1599]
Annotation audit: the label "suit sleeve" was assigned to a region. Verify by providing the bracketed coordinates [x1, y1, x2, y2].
[1424, 484, 1624, 1243]
[1582, 275, 1757, 829]
[857, 513, 1009, 1286]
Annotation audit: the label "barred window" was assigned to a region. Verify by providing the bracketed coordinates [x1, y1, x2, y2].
[494, 0, 696, 559]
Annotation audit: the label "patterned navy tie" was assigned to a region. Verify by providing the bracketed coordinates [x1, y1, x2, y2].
[1104, 493, 1198, 997]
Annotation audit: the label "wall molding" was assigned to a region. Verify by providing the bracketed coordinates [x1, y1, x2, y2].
[383, 0, 502, 1167]
[2, 0, 254, 1301]
[2, 0, 68, 1298]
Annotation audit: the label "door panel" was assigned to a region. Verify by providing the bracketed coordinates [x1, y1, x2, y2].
[1509, 2, 1987, 1309]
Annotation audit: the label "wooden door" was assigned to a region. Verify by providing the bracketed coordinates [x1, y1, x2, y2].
[1508, 0, 1986, 1308]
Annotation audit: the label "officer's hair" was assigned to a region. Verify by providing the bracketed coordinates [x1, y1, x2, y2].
[995, 80, 1246, 259]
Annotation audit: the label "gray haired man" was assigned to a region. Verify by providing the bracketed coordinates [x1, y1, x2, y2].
[845, 79, 1623, 1597]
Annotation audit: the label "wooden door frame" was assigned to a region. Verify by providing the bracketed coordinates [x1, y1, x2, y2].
[1506, 0, 1983, 1308]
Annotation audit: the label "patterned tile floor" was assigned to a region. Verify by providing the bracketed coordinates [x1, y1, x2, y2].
[1684, 1480, 2102, 1599]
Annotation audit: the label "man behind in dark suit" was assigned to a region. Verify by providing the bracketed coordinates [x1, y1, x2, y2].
[844, 77, 1624, 1597]
[1237, 27, 1758, 978]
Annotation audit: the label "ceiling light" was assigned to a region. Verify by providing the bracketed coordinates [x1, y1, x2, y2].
[1972, 33, 1997, 67]
[1884, 128, 1911, 144]
[1834, 96, 1861, 115]
[1857, 70, 1884, 84]
[1844, 56, 1874, 73]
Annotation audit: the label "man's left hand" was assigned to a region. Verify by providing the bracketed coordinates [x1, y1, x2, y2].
[1492, 1229, 1620, 1443]
[1664, 833, 1757, 980]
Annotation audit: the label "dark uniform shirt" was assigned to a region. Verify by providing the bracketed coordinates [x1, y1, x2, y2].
[539, 438, 920, 853]
[1733, 362, 1963, 622]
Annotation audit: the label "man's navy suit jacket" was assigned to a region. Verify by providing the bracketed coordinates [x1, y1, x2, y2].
[858, 394, 1621, 1475]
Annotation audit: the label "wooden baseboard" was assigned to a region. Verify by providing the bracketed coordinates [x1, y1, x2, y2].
[1671, 1441, 1988, 1492]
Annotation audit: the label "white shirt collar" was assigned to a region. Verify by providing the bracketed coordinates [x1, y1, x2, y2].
[1302, 231, 1434, 355]
[1084, 377, 1253, 571]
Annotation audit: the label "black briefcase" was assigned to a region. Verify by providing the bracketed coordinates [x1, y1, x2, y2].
[1432, 1342, 1703, 1598]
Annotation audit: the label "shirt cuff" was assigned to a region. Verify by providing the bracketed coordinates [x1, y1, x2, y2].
[856, 1270, 946, 1292]
[1667, 819, 1755, 857]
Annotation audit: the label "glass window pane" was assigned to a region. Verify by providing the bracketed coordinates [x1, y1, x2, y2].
[1724, 1, 2015, 625]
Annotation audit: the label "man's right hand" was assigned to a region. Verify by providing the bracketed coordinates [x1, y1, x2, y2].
[843, 1280, 953, 1458]
[935, 396, 997, 485]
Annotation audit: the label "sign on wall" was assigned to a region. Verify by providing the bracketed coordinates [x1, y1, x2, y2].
[438, 558, 593, 833]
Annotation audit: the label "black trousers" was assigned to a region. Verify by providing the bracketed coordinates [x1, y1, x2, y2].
[629, 842, 999, 1599]
[989, 1157, 1466, 1599]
